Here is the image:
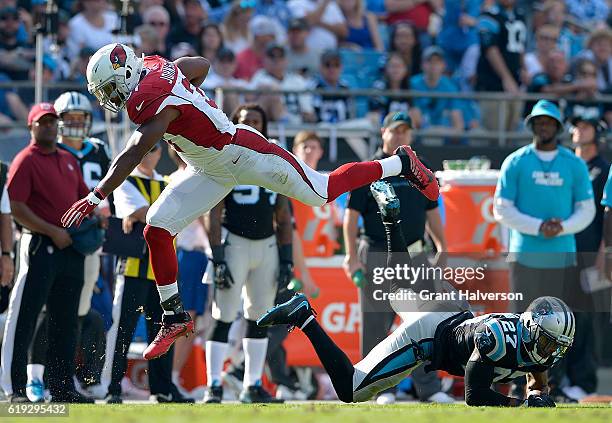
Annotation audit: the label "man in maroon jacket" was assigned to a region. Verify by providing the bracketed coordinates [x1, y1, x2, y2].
[0, 103, 93, 403]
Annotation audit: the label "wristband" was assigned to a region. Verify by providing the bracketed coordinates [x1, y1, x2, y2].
[2, 251, 14, 259]
[279, 244, 293, 264]
[93, 187, 107, 201]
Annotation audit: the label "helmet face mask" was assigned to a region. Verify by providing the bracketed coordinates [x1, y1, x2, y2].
[520, 297, 575, 364]
[88, 76, 127, 114]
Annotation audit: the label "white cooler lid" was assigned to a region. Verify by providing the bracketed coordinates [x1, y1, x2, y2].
[435, 169, 500, 186]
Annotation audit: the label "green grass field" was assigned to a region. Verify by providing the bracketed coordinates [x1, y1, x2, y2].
[6, 402, 611, 423]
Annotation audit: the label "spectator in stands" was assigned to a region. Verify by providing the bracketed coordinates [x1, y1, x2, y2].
[438, 0, 481, 79]
[223, 0, 255, 54]
[199, 23, 224, 62]
[369, 52, 414, 125]
[311, 49, 351, 123]
[337, 0, 384, 52]
[410, 46, 463, 132]
[2, 103, 92, 403]
[250, 43, 316, 124]
[256, 0, 292, 28]
[566, 0, 609, 27]
[202, 47, 249, 115]
[168, 0, 207, 47]
[135, 24, 161, 56]
[539, 0, 586, 60]
[0, 72, 27, 125]
[142, 5, 171, 56]
[286, 18, 320, 78]
[384, 0, 443, 39]
[578, 28, 612, 92]
[0, 6, 34, 80]
[66, 0, 119, 59]
[288, 0, 348, 53]
[524, 25, 560, 85]
[476, 0, 527, 131]
[524, 49, 574, 115]
[389, 22, 422, 78]
[68, 47, 95, 84]
[234, 15, 277, 80]
[170, 42, 196, 60]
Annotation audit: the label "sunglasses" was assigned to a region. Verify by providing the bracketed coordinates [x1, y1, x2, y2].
[0, 14, 18, 21]
[324, 61, 341, 68]
[240, 0, 256, 9]
[147, 20, 168, 27]
[538, 35, 558, 42]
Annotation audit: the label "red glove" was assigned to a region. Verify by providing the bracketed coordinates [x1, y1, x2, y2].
[61, 188, 106, 228]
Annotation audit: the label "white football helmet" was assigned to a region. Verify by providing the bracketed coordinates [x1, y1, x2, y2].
[54, 91, 92, 139]
[86, 43, 143, 113]
[519, 297, 575, 364]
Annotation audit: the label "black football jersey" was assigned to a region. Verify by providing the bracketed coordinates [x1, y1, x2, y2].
[58, 137, 111, 190]
[433, 313, 550, 382]
[476, 6, 527, 91]
[223, 184, 277, 240]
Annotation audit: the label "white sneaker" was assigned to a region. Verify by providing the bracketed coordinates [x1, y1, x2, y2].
[26, 378, 45, 403]
[427, 391, 455, 403]
[120, 377, 150, 400]
[275, 385, 295, 401]
[562, 385, 588, 401]
[376, 392, 396, 405]
[84, 384, 109, 400]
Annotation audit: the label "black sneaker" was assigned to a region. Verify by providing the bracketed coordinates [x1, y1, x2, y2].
[239, 384, 285, 404]
[153, 391, 195, 403]
[50, 390, 95, 403]
[549, 387, 578, 404]
[370, 180, 400, 224]
[203, 385, 223, 404]
[8, 394, 31, 403]
[104, 393, 123, 404]
[256, 293, 315, 329]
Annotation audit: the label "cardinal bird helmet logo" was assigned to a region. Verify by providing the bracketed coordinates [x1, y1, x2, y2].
[110, 44, 127, 71]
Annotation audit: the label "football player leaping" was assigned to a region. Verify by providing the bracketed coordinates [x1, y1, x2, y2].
[258, 181, 574, 407]
[61, 43, 439, 360]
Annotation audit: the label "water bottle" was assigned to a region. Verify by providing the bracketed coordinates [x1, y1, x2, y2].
[287, 278, 303, 292]
[352, 269, 366, 288]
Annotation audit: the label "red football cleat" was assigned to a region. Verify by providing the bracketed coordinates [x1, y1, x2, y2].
[143, 315, 194, 360]
[394, 145, 439, 201]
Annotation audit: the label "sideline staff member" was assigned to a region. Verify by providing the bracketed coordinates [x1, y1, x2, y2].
[343, 111, 451, 404]
[0, 103, 91, 403]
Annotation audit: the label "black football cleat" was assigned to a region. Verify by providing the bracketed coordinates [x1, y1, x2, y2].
[257, 293, 315, 329]
[203, 385, 223, 404]
[370, 180, 400, 224]
[239, 383, 285, 404]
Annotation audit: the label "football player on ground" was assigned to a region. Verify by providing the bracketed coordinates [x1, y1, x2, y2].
[61, 43, 439, 360]
[258, 181, 574, 407]
[204, 104, 288, 404]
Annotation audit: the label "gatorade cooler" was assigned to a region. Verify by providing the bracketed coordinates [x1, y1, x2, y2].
[437, 169, 503, 256]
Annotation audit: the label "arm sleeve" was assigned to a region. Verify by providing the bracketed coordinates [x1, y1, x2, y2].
[494, 197, 543, 236]
[560, 199, 596, 235]
[113, 181, 149, 218]
[478, 14, 501, 50]
[0, 185, 10, 214]
[464, 358, 513, 406]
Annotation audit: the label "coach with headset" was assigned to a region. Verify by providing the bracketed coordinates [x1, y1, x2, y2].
[494, 100, 596, 401]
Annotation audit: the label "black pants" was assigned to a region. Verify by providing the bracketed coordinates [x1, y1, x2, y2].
[357, 239, 442, 400]
[105, 276, 173, 396]
[0, 233, 84, 397]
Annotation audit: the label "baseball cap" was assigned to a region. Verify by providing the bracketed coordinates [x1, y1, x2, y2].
[0, 6, 18, 18]
[28, 103, 58, 125]
[288, 17, 308, 31]
[321, 49, 341, 64]
[250, 15, 276, 37]
[422, 45, 445, 61]
[216, 47, 235, 62]
[382, 111, 412, 129]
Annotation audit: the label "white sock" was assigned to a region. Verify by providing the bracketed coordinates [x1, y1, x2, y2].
[377, 156, 403, 178]
[243, 338, 268, 388]
[27, 364, 45, 383]
[300, 315, 315, 331]
[172, 370, 180, 386]
[205, 340, 228, 386]
[157, 282, 179, 314]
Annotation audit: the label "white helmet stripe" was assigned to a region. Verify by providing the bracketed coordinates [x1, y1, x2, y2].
[554, 297, 572, 338]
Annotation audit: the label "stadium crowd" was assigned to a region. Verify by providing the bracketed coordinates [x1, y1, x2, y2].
[0, 0, 611, 407]
[0, 0, 611, 130]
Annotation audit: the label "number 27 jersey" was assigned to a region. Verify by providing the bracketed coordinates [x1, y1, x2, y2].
[126, 56, 236, 156]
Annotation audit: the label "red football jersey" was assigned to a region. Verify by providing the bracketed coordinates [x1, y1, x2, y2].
[126, 56, 235, 152]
